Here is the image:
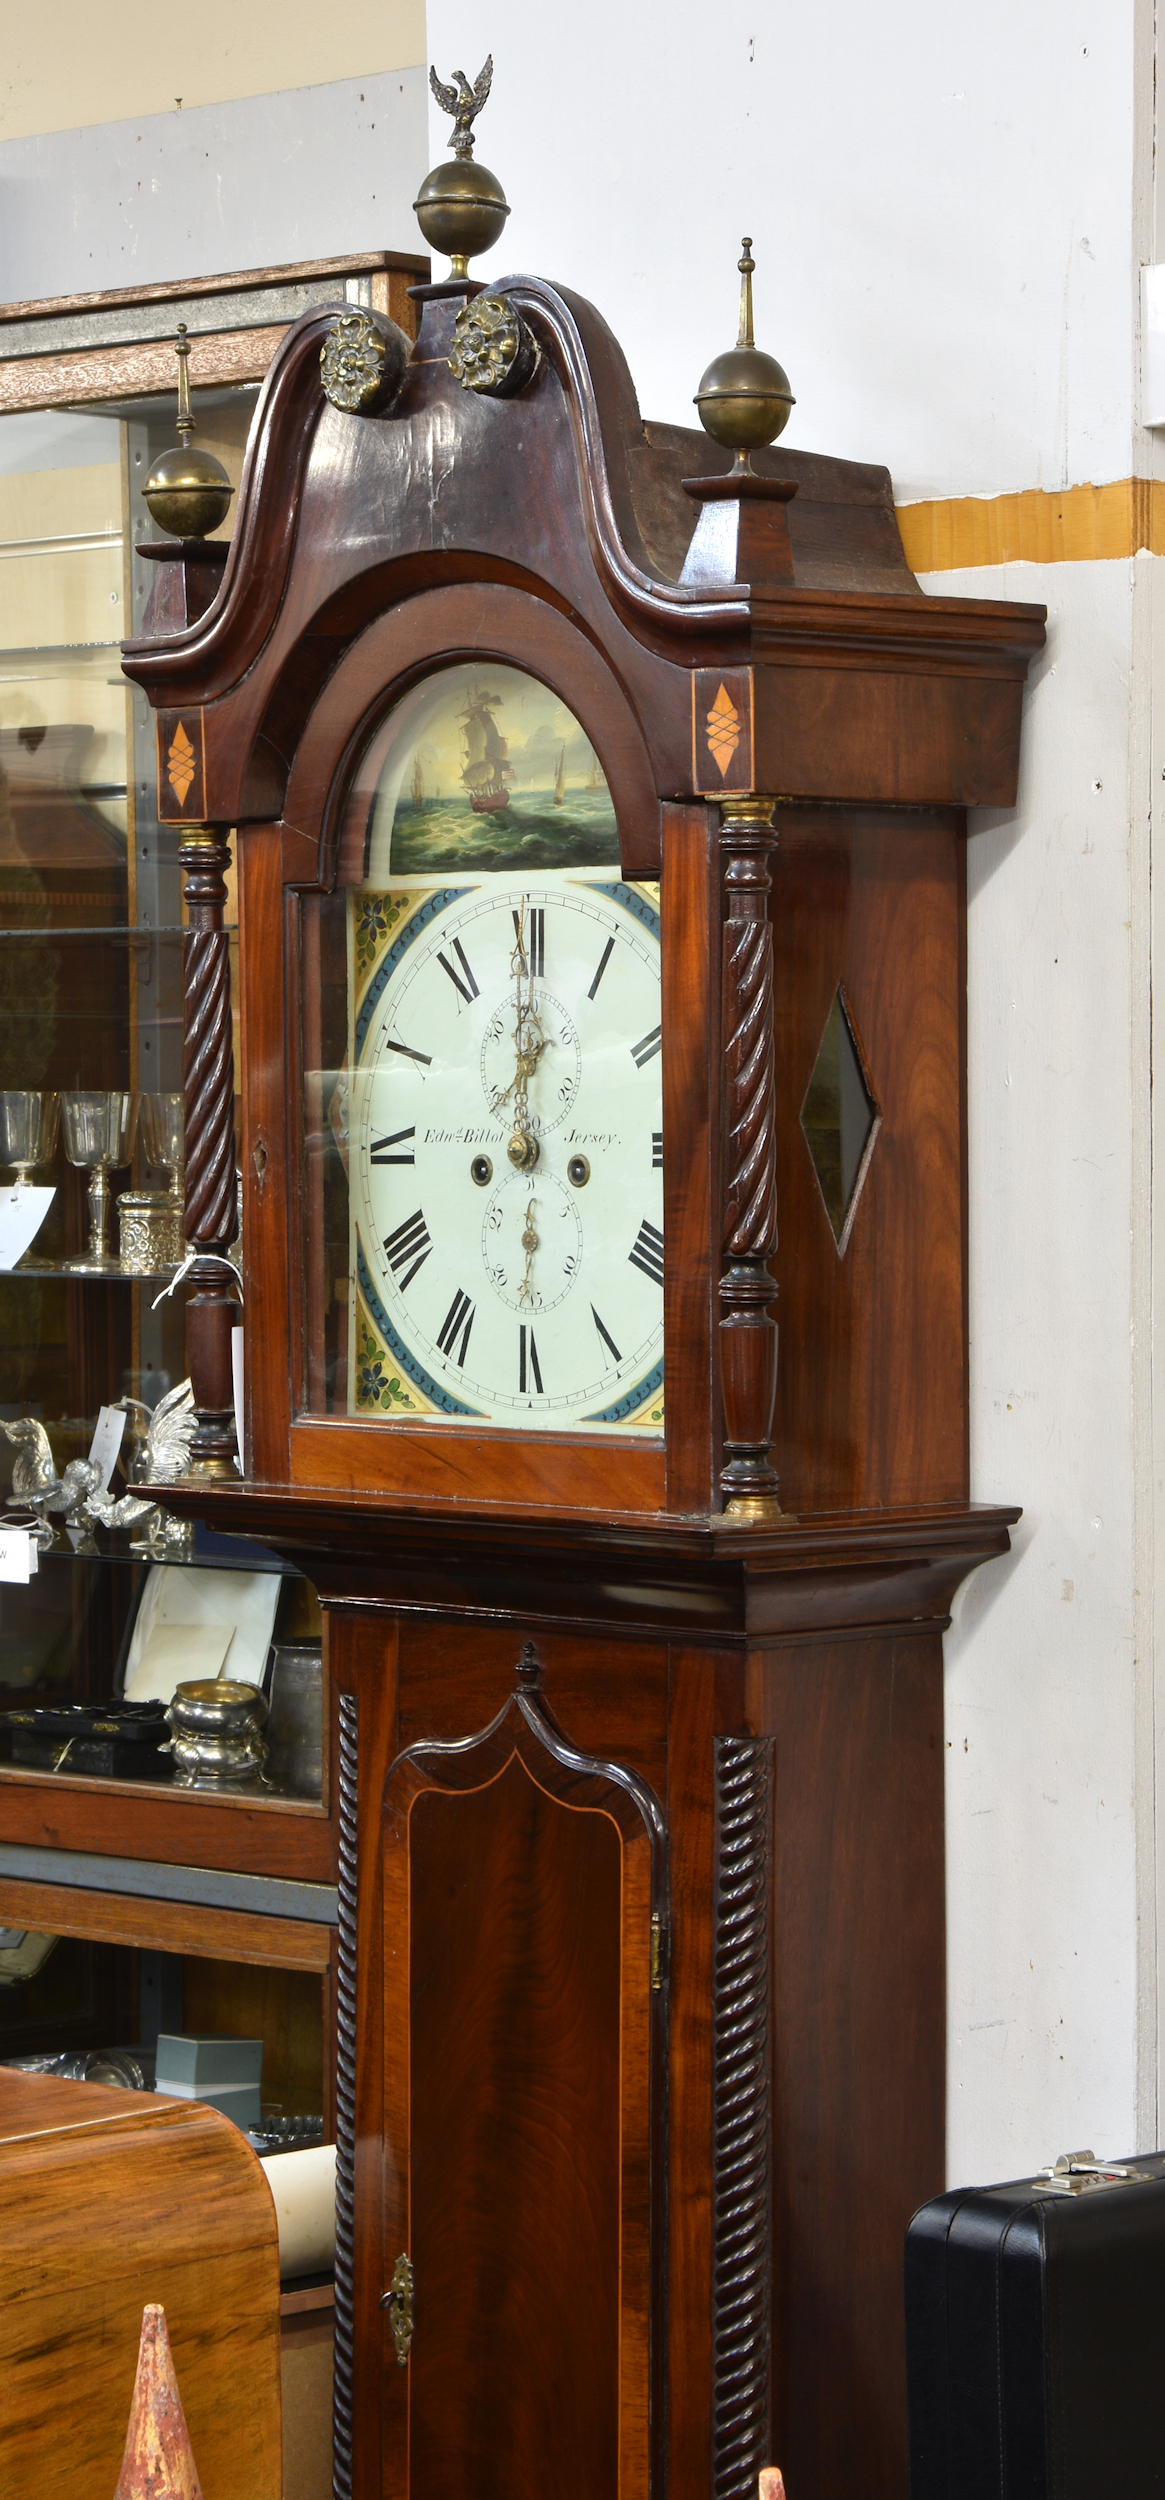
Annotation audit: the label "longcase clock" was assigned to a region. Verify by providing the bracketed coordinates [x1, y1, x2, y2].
[123, 127, 1044, 2500]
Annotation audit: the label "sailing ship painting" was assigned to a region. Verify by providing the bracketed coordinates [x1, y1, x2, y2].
[461, 690, 517, 814]
[372, 661, 620, 873]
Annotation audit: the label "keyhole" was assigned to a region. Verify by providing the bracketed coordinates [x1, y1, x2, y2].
[252, 1139, 268, 1185]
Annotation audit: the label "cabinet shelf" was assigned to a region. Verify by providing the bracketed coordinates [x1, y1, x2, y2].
[0, 1523, 285, 1571]
[0, 1264, 181, 1280]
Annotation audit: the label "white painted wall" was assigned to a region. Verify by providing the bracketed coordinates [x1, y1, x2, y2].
[940, 556, 1142, 2179]
[428, 0, 1137, 502]
[0, 72, 428, 302]
[425, 0, 1155, 2179]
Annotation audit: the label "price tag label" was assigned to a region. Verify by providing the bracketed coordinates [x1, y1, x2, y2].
[0, 1527, 38, 1583]
[0, 1186, 55, 1270]
[232, 1327, 245, 1473]
[87, 1404, 126, 1495]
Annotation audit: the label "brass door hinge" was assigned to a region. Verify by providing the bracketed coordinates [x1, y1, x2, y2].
[651, 1908, 669, 1993]
[382, 2252, 414, 2364]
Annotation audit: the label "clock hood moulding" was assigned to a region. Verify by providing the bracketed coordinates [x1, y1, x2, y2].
[122, 273, 1045, 863]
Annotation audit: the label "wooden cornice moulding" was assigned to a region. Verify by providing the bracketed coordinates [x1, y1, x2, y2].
[159, 1480, 1020, 1641]
[123, 278, 1045, 821]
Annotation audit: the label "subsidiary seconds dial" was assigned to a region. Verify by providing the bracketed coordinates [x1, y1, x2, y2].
[350, 876, 664, 1430]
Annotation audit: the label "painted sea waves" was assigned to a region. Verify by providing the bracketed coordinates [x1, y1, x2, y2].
[390, 782, 620, 873]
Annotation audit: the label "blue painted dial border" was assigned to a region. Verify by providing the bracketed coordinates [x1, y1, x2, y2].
[355, 887, 473, 1061]
[356, 1239, 483, 1417]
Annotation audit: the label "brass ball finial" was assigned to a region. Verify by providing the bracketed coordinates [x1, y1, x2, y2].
[694, 238, 795, 474]
[414, 55, 510, 279]
[142, 324, 234, 539]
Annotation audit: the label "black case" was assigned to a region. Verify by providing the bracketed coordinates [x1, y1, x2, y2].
[0, 1699, 172, 1780]
[906, 2153, 1165, 2497]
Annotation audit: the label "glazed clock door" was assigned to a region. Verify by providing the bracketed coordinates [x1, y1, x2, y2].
[298, 660, 665, 1460]
[380, 1654, 666, 2500]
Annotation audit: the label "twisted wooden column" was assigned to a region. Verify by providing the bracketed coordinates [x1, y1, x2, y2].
[180, 825, 239, 1474]
[712, 1735, 775, 2500]
[332, 1694, 359, 2500]
[719, 795, 781, 1515]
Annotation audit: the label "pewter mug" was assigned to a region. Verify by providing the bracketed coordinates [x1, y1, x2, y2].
[265, 1643, 323, 1798]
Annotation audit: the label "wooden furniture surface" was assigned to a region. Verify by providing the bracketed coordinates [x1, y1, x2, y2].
[0, 252, 428, 414]
[119, 254, 1045, 2500]
[0, 1757, 333, 1876]
[0, 2066, 281, 2500]
[0, 1873, 332, 1968]
[281, 2282, 336, 2500]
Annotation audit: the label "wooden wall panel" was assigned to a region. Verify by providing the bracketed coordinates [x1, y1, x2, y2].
[770, 806, 967, 1512]
[748, 1630, 946, 2500]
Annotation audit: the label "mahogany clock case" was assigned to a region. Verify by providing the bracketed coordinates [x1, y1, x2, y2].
[120, 270, 1044, 2500]
[123, 275, 1044, 1528]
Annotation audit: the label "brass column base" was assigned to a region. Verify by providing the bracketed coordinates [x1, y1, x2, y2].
[723, 1493, 786, 1522]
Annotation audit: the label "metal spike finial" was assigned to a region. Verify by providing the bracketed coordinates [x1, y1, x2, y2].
[737, 239, 756, 350]
[141, 322, 233, 540]
[693, 235, 795, 475]
[174, 322, 193, 442]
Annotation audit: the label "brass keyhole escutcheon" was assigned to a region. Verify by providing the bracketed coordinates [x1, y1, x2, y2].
[382, 2251, 414, 2365]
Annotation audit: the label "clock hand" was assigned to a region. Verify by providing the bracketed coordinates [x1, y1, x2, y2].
[490, 899, 545, 1173]
[518, 1195, 539, 1305]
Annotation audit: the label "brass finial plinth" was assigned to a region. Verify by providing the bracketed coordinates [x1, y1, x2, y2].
[694, 239, 795, 474]
[142, 324, 233, 539]
[414, 56, 510, 278]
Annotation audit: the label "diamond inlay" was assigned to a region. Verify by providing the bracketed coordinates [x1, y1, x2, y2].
[800, 986, 879, 1251]
[166, 721, 195, 805]
[706, 683, 741, 775]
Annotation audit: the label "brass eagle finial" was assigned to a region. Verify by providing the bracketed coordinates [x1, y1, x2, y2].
[429, 55, 494, 160]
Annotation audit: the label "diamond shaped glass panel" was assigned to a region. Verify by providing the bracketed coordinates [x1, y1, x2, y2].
[800, 986, 879, 1250]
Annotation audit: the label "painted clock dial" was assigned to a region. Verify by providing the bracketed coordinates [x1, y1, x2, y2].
[349, 871, 663, 1431]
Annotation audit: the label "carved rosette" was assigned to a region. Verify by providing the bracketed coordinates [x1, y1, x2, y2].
[320, 309, 409, 416]
[712, 1734, 775, 2500]
[332, 1694, 359, 2500]
[718, 794, 780, 1514]
[179, 826, 239, 1472]
[448, 292, 540, 396]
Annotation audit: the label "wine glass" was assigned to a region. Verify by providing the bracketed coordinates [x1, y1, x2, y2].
[138, 1093, 185, 1213]
[60, 1092, 138, 1272]
[0, 1090, 60, 1186]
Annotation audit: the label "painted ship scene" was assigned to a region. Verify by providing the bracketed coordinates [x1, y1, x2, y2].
[371, 663, 620, 874]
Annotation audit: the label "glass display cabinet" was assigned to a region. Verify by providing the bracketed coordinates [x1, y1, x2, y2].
[0, 252, 424, 2257]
